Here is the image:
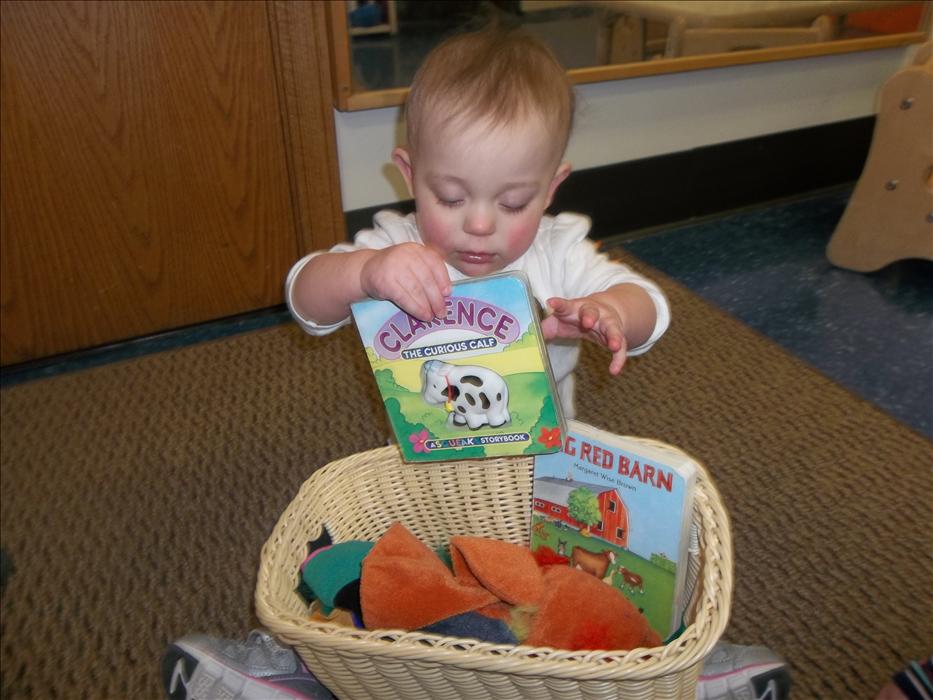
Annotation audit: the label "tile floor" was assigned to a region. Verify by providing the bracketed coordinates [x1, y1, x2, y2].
[620, 188, 933, 438]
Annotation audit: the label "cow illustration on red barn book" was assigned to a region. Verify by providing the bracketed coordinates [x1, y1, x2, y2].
[532, 477, 629, 547]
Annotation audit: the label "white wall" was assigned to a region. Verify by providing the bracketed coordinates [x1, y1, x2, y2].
[335, 47, 915, 212]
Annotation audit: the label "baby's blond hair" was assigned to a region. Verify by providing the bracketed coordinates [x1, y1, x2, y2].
[404, 26, 575, 157]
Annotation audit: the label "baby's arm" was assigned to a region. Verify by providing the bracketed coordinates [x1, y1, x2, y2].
[541, 283, 657, 375]
[290, 243, 451, 326]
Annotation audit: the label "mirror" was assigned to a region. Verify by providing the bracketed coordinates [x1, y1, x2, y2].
[329, 1, 930, 110]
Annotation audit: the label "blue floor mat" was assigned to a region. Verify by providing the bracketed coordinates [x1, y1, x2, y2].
[623, 189, 933, 439]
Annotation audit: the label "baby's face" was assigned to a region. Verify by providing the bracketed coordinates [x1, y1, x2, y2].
[396, 113, 569, 277]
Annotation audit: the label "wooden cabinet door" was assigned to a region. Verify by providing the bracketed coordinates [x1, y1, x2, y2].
[0, 1, 342, 365]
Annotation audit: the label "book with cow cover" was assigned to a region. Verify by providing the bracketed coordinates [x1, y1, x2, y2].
[530, 420, 698, 641]
[350, 271, 565, 463]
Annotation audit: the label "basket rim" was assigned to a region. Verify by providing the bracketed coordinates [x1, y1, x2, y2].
[255, 443, 733, 682]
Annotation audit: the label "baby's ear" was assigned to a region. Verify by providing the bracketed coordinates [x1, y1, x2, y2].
[392, 147, 415, 198]
[545, 162, 572, 208]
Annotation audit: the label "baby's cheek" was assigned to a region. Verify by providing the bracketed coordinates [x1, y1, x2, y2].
[418, 209, 452, 247]
[504, 217, 540, 255]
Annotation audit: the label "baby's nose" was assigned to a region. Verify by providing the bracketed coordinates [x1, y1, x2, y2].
[463, 207, 495, 236]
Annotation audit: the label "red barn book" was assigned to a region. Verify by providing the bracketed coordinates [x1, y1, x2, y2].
[530, 420, 698, 641]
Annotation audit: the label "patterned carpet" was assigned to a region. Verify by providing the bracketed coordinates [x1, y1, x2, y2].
[1, 254, 930, 699]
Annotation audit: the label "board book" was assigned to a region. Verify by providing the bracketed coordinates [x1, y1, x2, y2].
[351, 271, 565, 463]
[530, 420, 698, 641]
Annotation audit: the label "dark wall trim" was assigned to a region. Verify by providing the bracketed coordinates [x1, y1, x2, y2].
[346, 198, 416, 241]
[0, 306, 291, 388]
[345, 116, 874, 240]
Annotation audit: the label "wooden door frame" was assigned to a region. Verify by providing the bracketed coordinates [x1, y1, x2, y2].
[268, 0, 346, 253]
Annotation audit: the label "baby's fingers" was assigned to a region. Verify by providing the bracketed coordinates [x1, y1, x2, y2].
[396, 280, 436, 322]
[424, 251, 451, 296]
[546, 297, 571, 316]
[401, 279, 444, 322]
[608, 346, 628, 375]
[592, 312, 627, 374]
[599, 315, 625, 353]
[419, 253, 451, 319]
[578, 303, 602, 331]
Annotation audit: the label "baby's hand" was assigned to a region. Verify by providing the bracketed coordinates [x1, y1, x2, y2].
[360, 243, 451, 321]
[541, 296, 628, 374]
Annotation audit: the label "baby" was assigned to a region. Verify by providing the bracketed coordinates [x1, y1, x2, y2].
[286, 26, 670, 418]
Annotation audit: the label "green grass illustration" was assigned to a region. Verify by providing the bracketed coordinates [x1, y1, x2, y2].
[376, 369, 560, 459]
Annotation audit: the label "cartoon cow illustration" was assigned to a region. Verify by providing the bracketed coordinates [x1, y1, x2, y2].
[420, 360, 510, 429]
[617, 566, 645, 594]
[570, 546, 616, 580]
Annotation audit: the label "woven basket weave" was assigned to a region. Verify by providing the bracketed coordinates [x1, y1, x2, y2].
[256, 443, 732, 700]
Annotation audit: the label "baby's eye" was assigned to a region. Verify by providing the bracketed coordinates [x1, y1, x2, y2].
[437, 198, 464, 209]
[500, 202, 529, 214]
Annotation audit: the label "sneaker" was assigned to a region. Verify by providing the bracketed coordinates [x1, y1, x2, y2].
[161, 630, 337, 700]
[697, 642, 792, 700]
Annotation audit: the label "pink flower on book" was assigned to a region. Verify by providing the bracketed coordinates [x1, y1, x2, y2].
[538, 427, 562, 449]
[409, 429, 431, 453]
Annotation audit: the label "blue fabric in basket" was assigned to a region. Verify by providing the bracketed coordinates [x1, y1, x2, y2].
[421, 611, 518, 645]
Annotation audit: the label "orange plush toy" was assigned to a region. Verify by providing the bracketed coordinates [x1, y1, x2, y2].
[358, 522, 497, 630]
[527, 565, 660, 650]
[359, 522, 660, 651]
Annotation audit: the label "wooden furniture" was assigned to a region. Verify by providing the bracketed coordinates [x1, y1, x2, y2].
[0, 1, 345, 365]
[667, 13, 836, 57]
[826, 42, 933, 272]
[601, 1, 916, 56]
[522, 1, 925, 61]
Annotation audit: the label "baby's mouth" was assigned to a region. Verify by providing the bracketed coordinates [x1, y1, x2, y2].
[457, 251, 496, 265]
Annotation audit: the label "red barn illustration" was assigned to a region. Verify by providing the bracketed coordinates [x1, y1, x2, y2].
[532, 477, 629, 547]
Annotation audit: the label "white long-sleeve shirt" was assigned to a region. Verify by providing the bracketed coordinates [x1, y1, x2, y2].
[285, 210, 670, 417]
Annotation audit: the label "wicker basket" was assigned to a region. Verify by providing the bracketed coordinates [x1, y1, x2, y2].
[256, 443, 732, 700]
